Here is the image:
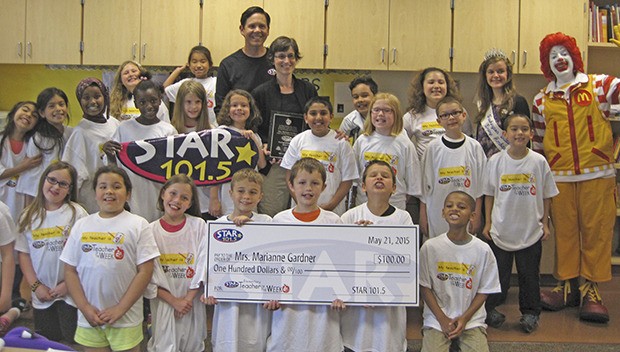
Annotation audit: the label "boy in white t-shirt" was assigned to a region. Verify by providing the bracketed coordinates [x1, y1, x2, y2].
[420, 96, 486, 239]
[203, 168, 273, 352]
[420, 191, 500, 352]
[265, 158, 345, 352]
[338, 76, 378, 139]
[482, 114, 558, 333]
[281, 97, 358, 215]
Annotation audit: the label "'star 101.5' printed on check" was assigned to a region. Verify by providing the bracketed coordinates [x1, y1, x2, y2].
[206, 222, 419, 306]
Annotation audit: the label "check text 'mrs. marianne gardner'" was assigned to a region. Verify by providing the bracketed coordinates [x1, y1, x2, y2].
[233, 251, 317, 263]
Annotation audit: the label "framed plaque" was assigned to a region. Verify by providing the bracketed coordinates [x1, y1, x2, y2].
[268, 111, 306, 158]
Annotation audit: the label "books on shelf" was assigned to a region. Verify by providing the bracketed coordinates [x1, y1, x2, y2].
[589, 1, 619, 43]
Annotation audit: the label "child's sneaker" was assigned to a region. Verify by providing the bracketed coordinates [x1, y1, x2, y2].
[485, 309, 505, 328]
[519, 314, 539, 333]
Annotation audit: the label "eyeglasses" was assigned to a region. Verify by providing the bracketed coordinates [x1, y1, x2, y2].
[46, 176, 71, 189]
[371, 107, 394, 115]
[274, 53, 296, 61]
[437, 110, 463, 120]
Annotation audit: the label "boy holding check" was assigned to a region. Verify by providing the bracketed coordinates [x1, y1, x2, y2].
[204, 168, 273, 352]
[264, 158, 345, 352]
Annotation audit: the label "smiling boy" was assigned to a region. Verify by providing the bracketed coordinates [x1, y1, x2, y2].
[280, 97, 358, 215]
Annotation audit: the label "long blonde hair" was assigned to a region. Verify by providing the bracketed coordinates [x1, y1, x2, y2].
[18, 162, 79, 233]
[362, 93, 403, 137]
[171, 80, 212, 132]
[109, 60, 148, 119]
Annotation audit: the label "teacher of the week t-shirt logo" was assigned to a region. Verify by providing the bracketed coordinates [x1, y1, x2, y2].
[574, 89, 592, 107]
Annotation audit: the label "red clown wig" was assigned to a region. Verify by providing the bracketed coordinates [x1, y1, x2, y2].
[539, 32, 584, 81]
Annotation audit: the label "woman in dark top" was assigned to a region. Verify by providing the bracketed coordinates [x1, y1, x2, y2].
[474, 49, 530, 158]
[252, 36, 317, 216]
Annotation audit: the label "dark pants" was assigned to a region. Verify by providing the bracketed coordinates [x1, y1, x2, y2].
[33, 300, 77, 343]
[486, 239, 542, 316]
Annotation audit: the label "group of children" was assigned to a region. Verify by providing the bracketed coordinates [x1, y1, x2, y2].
[0, 41, 561, 352]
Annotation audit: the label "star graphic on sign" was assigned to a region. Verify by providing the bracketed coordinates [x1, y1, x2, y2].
[236, 142, 256, 165]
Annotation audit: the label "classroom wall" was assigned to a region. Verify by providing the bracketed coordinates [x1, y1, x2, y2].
[0, 65, 103, 125]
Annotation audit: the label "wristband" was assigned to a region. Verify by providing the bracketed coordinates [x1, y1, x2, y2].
[30, 280, 42, 292]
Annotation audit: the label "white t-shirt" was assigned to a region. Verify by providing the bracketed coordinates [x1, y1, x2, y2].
[61, 117, 121, 213]
[209, 213, 273, 352]
[111, 118, 178, 222]
[403, 106, 445, 160]
[339, 110, 365, 137]
[15, 202, 88, 309]
[0, 201, 17, 251]
[419, 234, 500, 332]
[17, 127, 74, 197]
[484, 148, 559, 251]
[353, 132, 422, 209]
[0, 138, 27, 221]
[421, 136, 486, 238]
[340, 202, 412, 352]
[267, 208, 343, 352]
[59, 210, 159, 328]
[213, 126, 263, 216]
[118, 100, 170, 124]
[165, 77, 217, 127]
[280, 129, 359, 215]
[146, 215, 207, 352]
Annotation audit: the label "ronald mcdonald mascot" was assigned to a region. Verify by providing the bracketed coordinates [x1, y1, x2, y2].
[532, 32, 620, 323]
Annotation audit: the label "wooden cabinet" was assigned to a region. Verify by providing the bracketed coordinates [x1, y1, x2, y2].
[518, 0, 587, 74]
[83, 0, 141, 65]
[263, 0, 325, 69]
[83, 0, 200, 66]
[388, 0, 451, 71]
[203, 0, 263, 66]
[325, 0, 389, 70]
[325, 0, 450, 71]
[140, 0, 200, 66]
[0, 0, 26, 64]
[0, 0, 81, 64]
[453, 0, 587, 73]
[452, 0, 519, 72]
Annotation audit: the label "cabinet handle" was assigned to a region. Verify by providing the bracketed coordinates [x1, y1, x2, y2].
[392, 48, 397, 64]
[522, 50, 527, 68]
[26, 42, 32, 58]
[142, 43, 147, 60]
[17, 42, 22, 57]
[381, 48, 385, 63]
[132, 43, 137, 60]
[511, 50, 516, 64]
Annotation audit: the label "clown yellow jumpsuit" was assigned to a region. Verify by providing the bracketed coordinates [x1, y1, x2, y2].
[532, 72, 620, 283]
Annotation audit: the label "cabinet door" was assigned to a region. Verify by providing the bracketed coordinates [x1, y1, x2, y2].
[518, 0, 587, 74]
[0, 0, 26, 63]
[389, 0, 451, 71]
[25, 0, 81, 64]
[325, 0, 389, 70]
[203, 0, 263, 66]
[452, 0, 519, 72]
[140, 0, 201, 66]
[83, 0, 141, 65]
[264, 0, 324, 69]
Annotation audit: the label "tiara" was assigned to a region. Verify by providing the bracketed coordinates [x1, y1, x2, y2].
[483, 48, 508, 61]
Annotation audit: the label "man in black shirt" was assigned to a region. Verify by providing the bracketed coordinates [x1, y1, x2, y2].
[214, 6, 273, 114]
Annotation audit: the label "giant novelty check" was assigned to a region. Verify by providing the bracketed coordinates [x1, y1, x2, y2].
[206, 222, 419, 306]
